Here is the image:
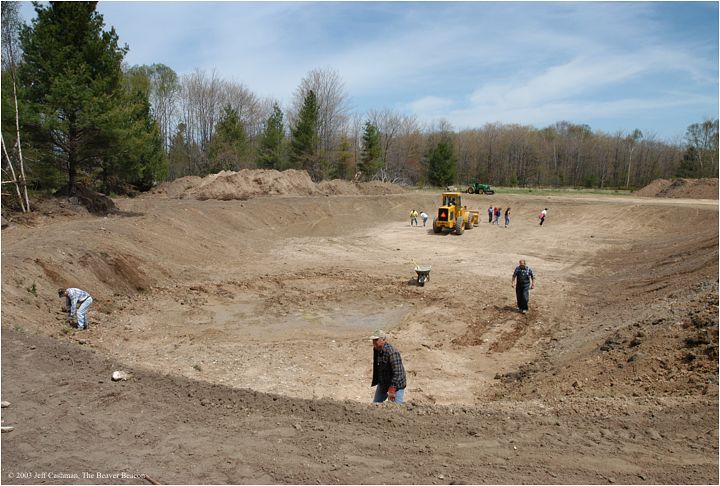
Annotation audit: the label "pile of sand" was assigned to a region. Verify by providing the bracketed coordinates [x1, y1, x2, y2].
[152, 169, 404, 200]
[155, 176, 204, 198]
[635, 178, 718, 199]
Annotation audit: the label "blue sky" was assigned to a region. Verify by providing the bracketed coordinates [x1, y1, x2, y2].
[19, 1, 719, 141]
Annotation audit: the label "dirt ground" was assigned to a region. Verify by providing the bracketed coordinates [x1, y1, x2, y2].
[1, 174, 718, 484]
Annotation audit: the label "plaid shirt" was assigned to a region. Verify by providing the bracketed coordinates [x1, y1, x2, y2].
[372, 342, 407, 389]
[513, 266, 535, 285]
[66, 288, 91, 317]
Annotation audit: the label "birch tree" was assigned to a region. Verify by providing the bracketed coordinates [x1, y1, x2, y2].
[1, 1, 29, 211]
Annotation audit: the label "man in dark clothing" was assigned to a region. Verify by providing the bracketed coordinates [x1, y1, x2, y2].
[511, 260, 535, 314]
[370, 329, 407, 404]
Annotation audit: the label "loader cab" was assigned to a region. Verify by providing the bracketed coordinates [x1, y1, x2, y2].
[442, 192, 462, 209]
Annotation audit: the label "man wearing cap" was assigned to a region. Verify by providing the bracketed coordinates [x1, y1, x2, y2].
[58, 287, 93, 330]
[370, 329, 407, 404]
[511, 260, 535, 314]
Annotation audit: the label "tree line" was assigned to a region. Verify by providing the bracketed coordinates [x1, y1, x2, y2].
[2, 1, 717, 208]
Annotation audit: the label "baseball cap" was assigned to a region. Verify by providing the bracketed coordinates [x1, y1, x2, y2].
[369, 329, 386, 340]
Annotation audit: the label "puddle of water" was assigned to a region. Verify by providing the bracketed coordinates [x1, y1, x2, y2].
[198, 300, 409, 339]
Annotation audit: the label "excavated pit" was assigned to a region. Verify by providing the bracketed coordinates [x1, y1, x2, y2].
[3, 192, 717, 405]
[1, 186, 718, 484]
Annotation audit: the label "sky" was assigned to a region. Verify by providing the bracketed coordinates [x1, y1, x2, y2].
[19, 1, 720, 142]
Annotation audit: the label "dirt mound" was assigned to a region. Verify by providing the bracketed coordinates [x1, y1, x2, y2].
[357, 180, 406, 195]
[634, 178, 673, 197]
[635, 178, 718, 199]
[151, 169, 404, 200]
[151, 175, 203, 198]
[53, 184, 119, 215]
[2, 194, 101, 229]
[316, 179, 362, 195]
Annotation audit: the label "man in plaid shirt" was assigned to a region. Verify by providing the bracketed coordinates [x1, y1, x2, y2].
[370, 329, 407, 404]
[511, 259, 536, 314]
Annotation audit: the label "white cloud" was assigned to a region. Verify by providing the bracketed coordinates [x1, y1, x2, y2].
[21, 0, 716, 138]
[407, 96, 455, 115]
[437, 93, 717, 133]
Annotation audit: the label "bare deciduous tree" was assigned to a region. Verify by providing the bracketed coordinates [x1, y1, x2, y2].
[148, 64, 180, 154]
[625, 129, 643, 188]
[180, 69, 224, 149]
[1, 1, 29, 211]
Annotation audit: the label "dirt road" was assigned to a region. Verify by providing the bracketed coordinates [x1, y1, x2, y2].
[1, 185, 718, 484]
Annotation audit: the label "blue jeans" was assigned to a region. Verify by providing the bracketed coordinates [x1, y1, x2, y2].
[76, 297, 93, 329]
[373, 385, 405, 404]
[515, 284, 530, 312]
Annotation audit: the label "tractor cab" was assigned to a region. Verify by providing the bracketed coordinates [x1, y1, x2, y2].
[442, 192, 462, 208]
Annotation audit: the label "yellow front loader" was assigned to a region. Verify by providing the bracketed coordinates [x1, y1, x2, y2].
[432, 192, 479, 235]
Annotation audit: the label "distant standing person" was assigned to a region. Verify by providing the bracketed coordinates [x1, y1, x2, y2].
[58, 287, 93, 330]
[370, 329, 407, 404]
[420, 211, 429, 227]
[488, 206, 493, 223]
[511, 260, 535, 314]
[504, 207, 511, 227]
[410, 209, 419, 227]
[493, 207, 501, 225]
[539, 208, 548, 226]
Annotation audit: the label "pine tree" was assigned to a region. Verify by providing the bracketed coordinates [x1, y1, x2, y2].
[290, 90, 320, 180]
[17, 1, 162, 194]
[358, 121, 382, 180]
[96, 66, 166, 193]
[425, 137, 457, 187]
[675, 146, 700, 178]
[207, 105, 248, 174]
[257, 102, 286, 170]
[335, 136, 354, 180]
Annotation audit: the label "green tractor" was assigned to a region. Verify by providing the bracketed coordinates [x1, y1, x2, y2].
[466, 182, 495, 195]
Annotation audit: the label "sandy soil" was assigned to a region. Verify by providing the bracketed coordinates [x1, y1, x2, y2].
[1, 175, 718, 484]
[634, 178, 718, 199]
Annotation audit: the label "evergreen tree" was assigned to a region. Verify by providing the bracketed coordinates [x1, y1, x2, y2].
[207, 105, 248, 174]
[17, 1, 161, 194]
[335, 135, 354, 180]
[168, 123, 191, 179]
[116, 78, 167, 190]
[290, 90, 320, 180]
[675, 146, 701, 178]
[358, 121, 382, 180]
[425, 137, 457, 187]
[96, 66, 166, 193]
[257, 102, 286, 170]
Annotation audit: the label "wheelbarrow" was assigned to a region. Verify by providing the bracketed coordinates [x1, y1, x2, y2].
[415, 265, 431, 287]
